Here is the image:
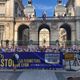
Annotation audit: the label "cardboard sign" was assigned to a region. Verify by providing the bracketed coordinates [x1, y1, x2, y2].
[64, 52, 74, 60]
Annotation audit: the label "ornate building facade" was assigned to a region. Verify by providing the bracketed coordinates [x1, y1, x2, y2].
[0, 0, 80, 48]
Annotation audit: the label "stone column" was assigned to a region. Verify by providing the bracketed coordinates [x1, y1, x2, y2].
[76, 21, 80, 41]
[14, 29, 18, 46]
[71, 30, 76, 44]
[9, 22, 14, 46]
[50, 28, 58, 48]
[29, 27, 38, 46]
[10, 0, 15, 17]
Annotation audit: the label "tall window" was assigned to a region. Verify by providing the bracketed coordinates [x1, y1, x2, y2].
[0, 25, 4, 40]
[15, 2, 22, 17]
[0, 3, 5, 16]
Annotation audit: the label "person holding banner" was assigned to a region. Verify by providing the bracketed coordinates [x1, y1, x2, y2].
[12, 53, 19, 71]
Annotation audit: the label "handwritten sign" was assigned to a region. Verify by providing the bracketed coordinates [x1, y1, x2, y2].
[64, 52, 74, 60]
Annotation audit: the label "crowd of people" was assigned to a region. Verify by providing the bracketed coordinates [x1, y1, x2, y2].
[0, 44, 80, 71]
[0, 44, 80, 54]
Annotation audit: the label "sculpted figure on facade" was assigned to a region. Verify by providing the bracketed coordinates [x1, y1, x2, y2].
[59, 28, 67, 48]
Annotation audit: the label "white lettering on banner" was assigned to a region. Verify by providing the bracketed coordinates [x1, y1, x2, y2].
[45, 54, 60, 64]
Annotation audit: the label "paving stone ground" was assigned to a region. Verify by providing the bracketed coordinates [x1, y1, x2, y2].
[0, 70, 80, 80]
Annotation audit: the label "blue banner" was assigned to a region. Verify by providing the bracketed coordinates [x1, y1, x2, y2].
[0, 52, 63, 69]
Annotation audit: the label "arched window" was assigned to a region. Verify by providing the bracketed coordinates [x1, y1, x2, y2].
[59, 24, 71, 48]
[38, 24, 50, 48]
[18, 24, 29, 46]
[39, 28, 49, 47]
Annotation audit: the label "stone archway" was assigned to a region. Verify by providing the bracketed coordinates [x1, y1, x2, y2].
[59, 23, 71, 48]
[18, 24, 29, 46]
[38, 24, 50, 48]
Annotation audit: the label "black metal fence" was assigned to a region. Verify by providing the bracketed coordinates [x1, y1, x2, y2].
[0, 40, 80, 47]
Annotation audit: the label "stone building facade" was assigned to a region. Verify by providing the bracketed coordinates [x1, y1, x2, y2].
[0, 0, 80, 48]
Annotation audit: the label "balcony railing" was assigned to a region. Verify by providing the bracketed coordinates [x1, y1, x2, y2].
[0, 40, 80, 47]
[0, 16, 80, 22]
[15, 16, 77, 21]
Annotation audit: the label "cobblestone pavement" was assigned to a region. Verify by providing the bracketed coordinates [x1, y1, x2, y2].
[0, 71, 22, 80]
[55, 72, 80, 80]
[0, 70, 80, 80]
